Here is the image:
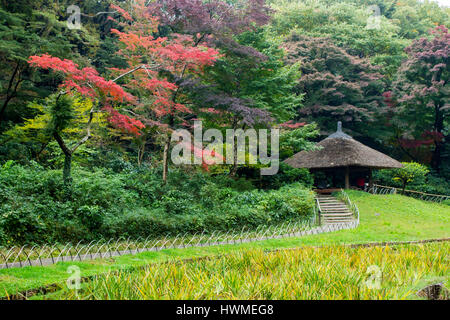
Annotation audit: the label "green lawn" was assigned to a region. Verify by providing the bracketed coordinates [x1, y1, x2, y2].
[1, 190, 449, 297]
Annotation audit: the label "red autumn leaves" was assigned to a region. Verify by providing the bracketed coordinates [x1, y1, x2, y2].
[28, 54, 144, 135]
[27, 2, 219, 137]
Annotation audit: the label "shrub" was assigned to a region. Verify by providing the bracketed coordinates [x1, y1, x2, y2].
[373, 162, 449, 195]
[0, 163, 314, 245]
[415, 173, 450, 196]
[392, 162, 429, 193]
[261, 162, 313, 189]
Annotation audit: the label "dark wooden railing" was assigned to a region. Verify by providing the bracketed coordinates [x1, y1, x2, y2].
[365, 184, 449, 203]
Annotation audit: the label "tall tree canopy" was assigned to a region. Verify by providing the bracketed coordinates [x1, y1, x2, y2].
[0, 0, 449, 182]
[283, 34, 386, 136]
[392, 25, 449, 172]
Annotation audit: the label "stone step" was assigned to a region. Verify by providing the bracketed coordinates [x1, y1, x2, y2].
[323, 221, 354, 224]
[316, 194, 356, 225]
[321, 206, 349, 209]
[321, 212, 353, 217]
[320, 202, 345, 205]
[323, 216, 354, 219]
[320, 202, 346, 204]
[323, 216, 353, 219]
[323, 215, 354, 219]
[323, 212, 353, 216]
[322, 217, 353, 221]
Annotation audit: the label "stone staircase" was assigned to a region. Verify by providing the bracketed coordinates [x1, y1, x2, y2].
[316, 194, 355, 224]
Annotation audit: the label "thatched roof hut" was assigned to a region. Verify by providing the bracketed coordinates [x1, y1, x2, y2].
[284, 122, 402, 189]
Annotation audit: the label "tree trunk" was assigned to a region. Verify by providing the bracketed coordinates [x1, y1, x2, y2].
[344, 166, 350, 189]
[35, 142, 49, 162]
[0, 63, 21, 124]
[431, 103, 444, 172]
[402, 181, 407, 195]
[53, 131, 74, 194]
[431, 141, 442, 173]
[162, 136, 170, 184]
[229, 138, 238, 177]
[138, 136, 146, 167]
[63, 152, 73, 186]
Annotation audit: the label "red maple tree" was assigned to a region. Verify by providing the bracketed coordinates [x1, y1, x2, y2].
[108, 0, 220, 178]
[27, 54, 146, 186]
[27, 0, 221, 183]
[28, 54, 145, 136]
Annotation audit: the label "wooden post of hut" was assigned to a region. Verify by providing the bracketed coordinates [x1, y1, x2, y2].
[345, 166, 350, 189]
[368, 168, 373, 188]
[283, 121, 403, 191]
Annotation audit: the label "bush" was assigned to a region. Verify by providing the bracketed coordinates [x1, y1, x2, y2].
[261, 163, 313, 189]
[0, 163, 315, 245]
[392, 162, 429, 192]
[101, 183, 314, 239]
[373, 162, 448, 195]
[415, 173, 450, 196]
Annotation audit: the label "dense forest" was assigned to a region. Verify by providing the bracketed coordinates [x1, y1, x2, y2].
[0, 0, 448, 246]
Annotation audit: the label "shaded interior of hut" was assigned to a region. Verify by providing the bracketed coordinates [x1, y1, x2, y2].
[312, 167, 373, 190]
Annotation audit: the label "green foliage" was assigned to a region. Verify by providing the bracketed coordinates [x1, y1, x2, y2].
[269, 0, 449, 77]
[198, 27, 302, 123]
[421, 173, 450, 196]
[261, 163, 313, 190]
[234, 28, 304, 122]
[0, 164, 314, 245]
[0, 1, 104, 129]
[284, 33, 386, 136]
[374, 162, 430, 192]
[373, 168, 449, 196]
[279, 123, 320, 159]
[0, 0, 448, 249]
[6, 94, 104, 144]
[393, 162, 429, 187]
[391, 26, 449, 171]
[52, 243, 449, 300]
[104, 182, 314, 239]
[1, 190, 449, 297]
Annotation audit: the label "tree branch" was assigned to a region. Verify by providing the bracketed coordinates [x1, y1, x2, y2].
[0, 63, 21, 121]
[53, 131, 71, 156]
[112, 64, 161, 83]
[71, 106, 94, 153]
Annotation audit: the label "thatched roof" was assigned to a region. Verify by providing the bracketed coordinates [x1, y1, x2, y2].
[284, 122, 402, 169]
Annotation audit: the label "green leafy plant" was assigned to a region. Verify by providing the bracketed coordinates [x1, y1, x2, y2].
[52, 243, 449, 300]
[392, 162, 430, 194]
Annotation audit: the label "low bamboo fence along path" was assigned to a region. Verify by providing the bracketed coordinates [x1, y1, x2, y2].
[0, 192, 360, 269]
[4, 237, 450, 300]
[365, 184, 449, 203]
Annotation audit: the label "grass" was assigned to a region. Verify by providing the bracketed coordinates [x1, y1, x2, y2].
[1, 190, 449, 297]
[38, 243, 450, 300]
